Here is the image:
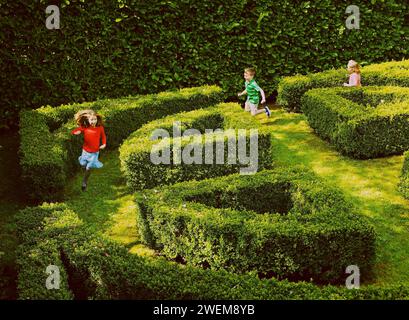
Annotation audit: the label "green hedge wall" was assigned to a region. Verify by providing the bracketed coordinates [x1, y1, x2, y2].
[15, 202, 409, 299]
[278, 60, 409, 112]
[2, 0, 408, 128]
[19, 85, 223, 202]
[301, 86, 409, 159]
[119, 103, 273, 191]
[14, 203, 79, 300]
[136, 167, 375, 284]
[399, 151, 409, 199]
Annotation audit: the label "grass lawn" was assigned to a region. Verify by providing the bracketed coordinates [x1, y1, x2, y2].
[62, 104, 409, 288]
[64, 150, 156, 257]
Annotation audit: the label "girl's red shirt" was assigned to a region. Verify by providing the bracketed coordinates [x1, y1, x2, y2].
[71, 126, 106, 153]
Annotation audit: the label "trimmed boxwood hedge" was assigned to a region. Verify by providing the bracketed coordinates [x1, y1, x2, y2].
[399, 151, 409, 199]
[14, 203, 80, 300]
[301, 86, 409, 159]
[119, 103, 273, 191]
[277, 60, 409, 112]
[15, 202, 409, 300]
[136, 167, 375, 284]
[19, 86, 223, 202]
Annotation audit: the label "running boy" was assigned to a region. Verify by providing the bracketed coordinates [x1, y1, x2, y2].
[238, 68, 271, 117]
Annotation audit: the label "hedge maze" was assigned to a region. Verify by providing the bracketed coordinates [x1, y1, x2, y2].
[301, 86, 409, 159]
[19, 86, 223, 202]
[136, 168, 375, 284]
[277, 60, 409, 113]
[15, 80, 409, 299]
[15, 203, 407, 300]
[277, 60, 409, 203]
[119, 104, 273, 191]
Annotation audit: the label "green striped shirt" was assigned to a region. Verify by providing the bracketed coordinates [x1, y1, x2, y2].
[245, 79, 261, 104]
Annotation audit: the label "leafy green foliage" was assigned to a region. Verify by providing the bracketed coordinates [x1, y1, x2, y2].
[278, 60, 409, 112]
[136, 167, 375, 284]
[18, 86, 223, 202]
[399, 151, 409, 199]
[1, 0, 408, 127]
[119, 103, 273, 190]
[14, 199, 408, 299]
[15, 203, 78, 300]
[301, 86, 409, 158]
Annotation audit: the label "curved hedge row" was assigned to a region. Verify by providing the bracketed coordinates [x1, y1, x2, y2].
[19, 86, 223, 202]
[301, 86, 409, 159]
[136, 167, 375, 284]
[119, 103, 273, 191]
[15, 202, 409, 299]
[2, 1, 408, 128]
[277, 60, 409, 112]
[14, 82, 408, 299]
[14, 203, 79, 300]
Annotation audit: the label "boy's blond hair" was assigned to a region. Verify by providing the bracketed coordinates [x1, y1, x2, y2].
[244, 68, 256, 76]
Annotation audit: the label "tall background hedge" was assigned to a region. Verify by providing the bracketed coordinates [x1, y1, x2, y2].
[1, 0, 408, 128]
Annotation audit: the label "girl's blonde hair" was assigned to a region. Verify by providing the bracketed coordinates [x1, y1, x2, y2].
[347, 60, 361, 74]
[74, 109, 103, 127]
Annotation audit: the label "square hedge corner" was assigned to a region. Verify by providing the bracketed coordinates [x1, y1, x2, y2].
[135, 168, 375, 284]
[301, 86, 409, 159]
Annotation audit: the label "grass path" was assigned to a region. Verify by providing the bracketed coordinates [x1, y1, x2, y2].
[64, 150, 155, 257]
[64, 104, 409, 287]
